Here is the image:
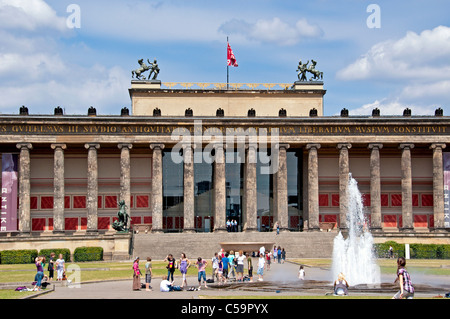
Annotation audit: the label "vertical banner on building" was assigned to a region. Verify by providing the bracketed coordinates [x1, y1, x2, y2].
[1, 154, 18, 232]
[444, 153, 450, 228]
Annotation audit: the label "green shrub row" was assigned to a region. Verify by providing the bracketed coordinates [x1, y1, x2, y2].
[74, 247, 103, 262]
[0, 247, 104, 264]
[374, 241, 450, 259]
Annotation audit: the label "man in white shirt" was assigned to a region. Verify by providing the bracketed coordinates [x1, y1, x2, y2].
[160, 276, 173, 292]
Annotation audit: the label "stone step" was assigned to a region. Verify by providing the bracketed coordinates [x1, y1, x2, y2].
[132, 231, 337, 260]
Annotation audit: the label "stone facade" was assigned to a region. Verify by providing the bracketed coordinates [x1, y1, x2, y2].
[0, 82, 448, 259]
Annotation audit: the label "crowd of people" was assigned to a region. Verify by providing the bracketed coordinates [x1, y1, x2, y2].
[131, 245, 290, 292]
[33, 253, 66, 291]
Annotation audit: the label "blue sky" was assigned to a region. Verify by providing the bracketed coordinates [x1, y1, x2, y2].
[0, 0, 450, 116]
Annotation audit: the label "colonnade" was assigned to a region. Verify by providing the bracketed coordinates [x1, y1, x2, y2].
[15, 142, 448, 234]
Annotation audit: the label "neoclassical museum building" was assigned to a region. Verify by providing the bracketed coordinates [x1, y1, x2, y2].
[0, 75, 449, 259]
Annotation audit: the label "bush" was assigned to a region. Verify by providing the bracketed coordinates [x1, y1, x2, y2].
[0, 249, 38, 264]
[74, 247, 103, 262]
[437, 245, 450, 259]
[375, 242, 450, 259]
[39, 249, 71, 263]
[374, 241, 405, 258]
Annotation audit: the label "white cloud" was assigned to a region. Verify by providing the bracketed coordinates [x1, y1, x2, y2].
[0, 65, 130, 115]
[0, 0, 67, 31]
[338, 26, 450, 81]
[348, 98, 437, 116]
[219, 17, 322, 46]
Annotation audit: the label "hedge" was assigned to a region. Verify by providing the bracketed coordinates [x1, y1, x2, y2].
[0, 249, 38, 264]
[39, 249, 71, 263]
[0, 246, 104, 264]
[374, 241, 450, 259]
[74, 247, 103, 262]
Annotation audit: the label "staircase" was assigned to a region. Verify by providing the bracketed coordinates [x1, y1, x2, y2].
[132, 231, 336, 260]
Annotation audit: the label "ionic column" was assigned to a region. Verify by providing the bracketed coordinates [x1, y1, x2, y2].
[276, 144, 290, 232]
[51, 143, 66, 234]
[430, 143, 446, 231]
[243, 143, 258, 232]
[213, 143, 227, 232]
[16, 143, 32, 234]
[118, 144, 132, 212]
[368, 143, 383, 232]
[337, 143, 352, 230]
[85, 143, 100, 234]
[306, 143, 321, 231]
[150, 143, 164, 232]
[183, 143, 195, 233]
[399, 143, 414, 231]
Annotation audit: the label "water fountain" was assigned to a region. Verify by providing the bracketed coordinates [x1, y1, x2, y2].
[331, 174, 381, 285]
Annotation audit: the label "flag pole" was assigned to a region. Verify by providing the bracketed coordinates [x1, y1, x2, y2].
[227, 36, 229, 90]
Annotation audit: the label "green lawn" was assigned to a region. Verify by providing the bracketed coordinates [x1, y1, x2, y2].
[0, 260, 213, 284]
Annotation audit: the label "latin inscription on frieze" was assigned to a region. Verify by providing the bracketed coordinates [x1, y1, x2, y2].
[0, 124, 448, 136]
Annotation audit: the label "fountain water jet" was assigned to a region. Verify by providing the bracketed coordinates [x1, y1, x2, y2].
[331, 174, 380, 285]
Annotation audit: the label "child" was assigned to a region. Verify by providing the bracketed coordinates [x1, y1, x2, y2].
[145, 257, 152, 291]
[196, 257, 208, 289]
[298, 265, 305, 280]
[393, 257, 415, 299]
[257, 254, 265, 281]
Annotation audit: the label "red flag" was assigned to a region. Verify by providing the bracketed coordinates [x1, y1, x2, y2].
[227, 42, 238, 67]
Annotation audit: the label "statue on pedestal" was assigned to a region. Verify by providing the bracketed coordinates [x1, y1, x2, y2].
[112, 200, 131, 232]
[131, 58, 160, 81]
[296, 59, 323, 82]
[296, 60, 309, 82]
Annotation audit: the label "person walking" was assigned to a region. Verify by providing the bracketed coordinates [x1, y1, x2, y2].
[132, 257, 141, 291]
[277, 246, 282, 264]
[393, 257, 415, 299]
[196, 257, 208, 289]
[265, 250, 271, 271]
[55, 254, 65, 281]
[179, 253, 191, 290]
[257, 254, 265, 281]
[145, 257, 152, 291]
[164, 254, 177, 282]
[298, 265, 305, 280]
[222, 252, 229, 283]
[211, 252, 219, 282]
[281, 248, 286, 264]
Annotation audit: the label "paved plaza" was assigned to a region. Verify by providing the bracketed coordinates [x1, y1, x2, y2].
[33, 259, 449, 300]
